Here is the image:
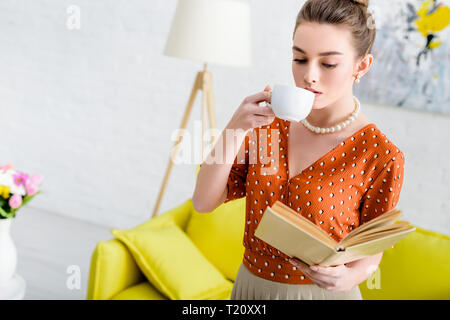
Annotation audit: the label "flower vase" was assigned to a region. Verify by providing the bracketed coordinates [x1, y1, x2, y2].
[0, 218, 18, 284]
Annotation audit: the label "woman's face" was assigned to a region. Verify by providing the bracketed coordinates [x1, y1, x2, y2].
[292, 22, 361, 110]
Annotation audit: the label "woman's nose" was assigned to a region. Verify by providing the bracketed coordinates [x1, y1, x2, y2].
[303, 65, 318, 84]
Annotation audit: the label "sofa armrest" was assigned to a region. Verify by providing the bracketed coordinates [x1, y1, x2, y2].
[87, 238, 145, 300]
[87, 199, 195, 299]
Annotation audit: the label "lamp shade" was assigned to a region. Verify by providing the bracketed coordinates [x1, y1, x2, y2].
[163, 0, 251, 67]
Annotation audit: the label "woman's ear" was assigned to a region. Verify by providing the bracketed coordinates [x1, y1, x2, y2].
[355, 53, 374, 79]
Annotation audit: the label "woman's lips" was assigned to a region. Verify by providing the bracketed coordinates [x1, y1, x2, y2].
[304, 87, 322, 96]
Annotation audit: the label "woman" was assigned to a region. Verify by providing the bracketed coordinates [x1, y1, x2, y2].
[192, 0, 405, 300]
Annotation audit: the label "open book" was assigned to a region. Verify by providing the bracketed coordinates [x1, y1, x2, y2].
[254, 200, 416, 267]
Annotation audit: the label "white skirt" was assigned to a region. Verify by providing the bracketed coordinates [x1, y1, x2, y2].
[230, 262, 363, 300]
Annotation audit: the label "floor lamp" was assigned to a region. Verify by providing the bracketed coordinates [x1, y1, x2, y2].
[152, 0, 251, 218]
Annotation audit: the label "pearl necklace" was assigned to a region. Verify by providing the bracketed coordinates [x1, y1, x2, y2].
[300, 96, 361, 134]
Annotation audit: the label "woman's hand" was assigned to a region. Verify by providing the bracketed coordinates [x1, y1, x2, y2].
[227, 85, 276, 132]
[288, 252, 383, 292]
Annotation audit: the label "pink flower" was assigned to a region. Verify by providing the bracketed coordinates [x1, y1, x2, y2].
[0, 164, 14, 172]
[13, 172, 29, 186]
[9, 194, 22, 209]
[25, 174, 43, 196]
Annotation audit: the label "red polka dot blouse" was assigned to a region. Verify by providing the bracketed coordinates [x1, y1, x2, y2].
[224, 117, 405, 284]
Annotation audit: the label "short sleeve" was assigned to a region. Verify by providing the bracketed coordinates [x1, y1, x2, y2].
[224, 133, 250, 203]
[359, 152, 405, 225]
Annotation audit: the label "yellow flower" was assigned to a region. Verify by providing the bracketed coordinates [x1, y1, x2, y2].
[0, 185, 10, 198]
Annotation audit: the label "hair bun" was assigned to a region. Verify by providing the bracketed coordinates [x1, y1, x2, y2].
[350, 0, 369, 7]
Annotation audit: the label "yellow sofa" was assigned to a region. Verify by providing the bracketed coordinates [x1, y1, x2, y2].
[87, 197, 450, 300]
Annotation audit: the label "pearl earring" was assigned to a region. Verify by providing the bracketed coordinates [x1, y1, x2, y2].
[354, 74, 361, 83]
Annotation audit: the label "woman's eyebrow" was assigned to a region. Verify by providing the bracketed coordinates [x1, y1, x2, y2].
[292, 46, 343, 56]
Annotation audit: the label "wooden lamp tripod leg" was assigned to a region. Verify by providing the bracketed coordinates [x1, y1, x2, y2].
[201, 72, 208, 161]
[151, 64, 217, 218]
[205, 71, 217, 146]
[151, 72, 202, 218]
[201, 64, 217, 161]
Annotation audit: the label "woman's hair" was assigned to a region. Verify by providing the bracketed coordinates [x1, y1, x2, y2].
[293, 0, 376, 61]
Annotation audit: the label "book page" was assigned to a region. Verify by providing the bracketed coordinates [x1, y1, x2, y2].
[319, 227, 416, 266]
[341, 223, 413, 247]
[339, 208, 403, 244]
[339, 221, 411, 248]
[254, 206, 337, 266]
[272, 201, 337, 249]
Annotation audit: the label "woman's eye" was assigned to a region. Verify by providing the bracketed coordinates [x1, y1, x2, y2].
[293, 59, 337, 69]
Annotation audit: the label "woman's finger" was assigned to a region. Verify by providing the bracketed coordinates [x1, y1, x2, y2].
[252, 106, 275, 117]
[309, 270, 339, 285]
[302, 268, 338, 289]
[290, 258, 338, 286]
[309, 277, 333, 290]
[245, 91, 271, 104]
[296, 267, 333, 289]
[263, 85, 272, 92]
[310, 265, 345, 278]
[289, 258, 309, 269]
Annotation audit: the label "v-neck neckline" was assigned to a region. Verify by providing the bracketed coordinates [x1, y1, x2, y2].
[286, 121, 376, 181]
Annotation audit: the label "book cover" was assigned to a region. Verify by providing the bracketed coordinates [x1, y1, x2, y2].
[254, 201, 415, 266]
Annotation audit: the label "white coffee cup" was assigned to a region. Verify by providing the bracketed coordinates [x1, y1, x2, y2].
[269, 84, 315, 122]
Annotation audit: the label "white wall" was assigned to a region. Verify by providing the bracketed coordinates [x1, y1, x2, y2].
[0, 0, 448, 235]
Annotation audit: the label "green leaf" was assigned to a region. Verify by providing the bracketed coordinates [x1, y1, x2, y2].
[0, 190, 42, 219]
[0, 205, 14, 219]
[0, 206, 7, 218]
[22, 191, 40, 206]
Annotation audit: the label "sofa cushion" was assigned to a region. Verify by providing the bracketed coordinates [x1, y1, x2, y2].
[359, 225, 450, 300]
[111, 223, 233, 300]
[87, 239, 145, 300]
[186, 197, 246, 281]
[111, 282, 167, 300]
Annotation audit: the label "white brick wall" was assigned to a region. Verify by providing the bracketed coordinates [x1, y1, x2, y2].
[0, 0, 448, 235]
